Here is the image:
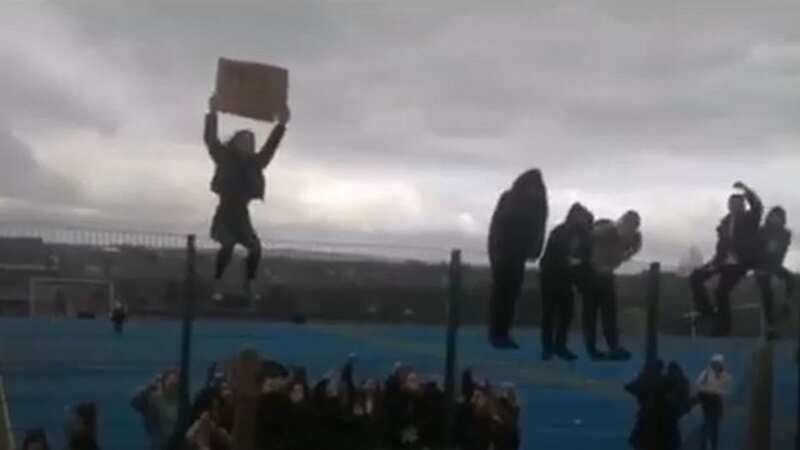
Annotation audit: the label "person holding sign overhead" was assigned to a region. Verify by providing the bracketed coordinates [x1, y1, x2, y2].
[205, 58, 291, 301]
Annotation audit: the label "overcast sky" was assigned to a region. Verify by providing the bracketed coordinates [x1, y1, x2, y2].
[0, 0, 798, 267]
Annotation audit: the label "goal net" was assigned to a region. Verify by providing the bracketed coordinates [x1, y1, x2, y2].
[29, 277, 114, 318]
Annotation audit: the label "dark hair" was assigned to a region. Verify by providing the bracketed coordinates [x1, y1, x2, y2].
[566, 202, 593, 224]
[729, 193, 745, 202]
[511, 168, 544, 193]
[621, 210, 641, 227]
[22, 429, 49, 450]
[667, 361, 684, 377]
[767, 206, 786, 224]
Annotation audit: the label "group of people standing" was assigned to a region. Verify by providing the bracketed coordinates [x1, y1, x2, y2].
[487, 171, 794, 361]
[487, 169, 642, 361]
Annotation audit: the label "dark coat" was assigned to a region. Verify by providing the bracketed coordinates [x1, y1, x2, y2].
[713, 190, 763, 267]
[488, 171, 548, 265]
[756, 225, 791, 271]
[204, 112, 285, 201]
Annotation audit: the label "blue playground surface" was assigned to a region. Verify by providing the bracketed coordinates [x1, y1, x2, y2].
[0, 317, 796, 450]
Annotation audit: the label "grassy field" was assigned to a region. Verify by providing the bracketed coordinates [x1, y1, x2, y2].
[0, 317, 796, 449]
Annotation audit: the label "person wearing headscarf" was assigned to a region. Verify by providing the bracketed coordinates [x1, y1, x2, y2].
[487, 169, 548, 349]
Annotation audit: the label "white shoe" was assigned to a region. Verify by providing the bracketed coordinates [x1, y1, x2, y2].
[212, 292, 224, 302]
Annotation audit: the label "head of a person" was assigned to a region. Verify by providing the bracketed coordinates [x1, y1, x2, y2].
[162, 369, 180, 397]
[646, 359, 664, 377]
[566, 202, 594, 230]
[728, 194, 746, 215]
[67, 403, 96, 441]
[22, 429, 49, 450]
[352, 394, 366, 416]
[511, 168, 545, 198]
[766, 206, 787, 228]
[262, 376, 286, 395]
[470, 388, 491, 414]
[667, 361, 684, 379]
[497, 382, 518, 408]
[403, 371, 422, 394]
[363, 378, 379, 395]
[288, 382, 306, 404]
[617, 210, 641, 237]
[227, 129, 256, 155]
[710, 354, 725, 374]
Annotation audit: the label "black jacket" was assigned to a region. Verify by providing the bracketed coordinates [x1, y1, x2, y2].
[488, 190, 548, 265]
[713, 190, 763, 267]
[540, 222, 592, 274]
[756, 226, 791, 271]
[204, 112, 286, 201]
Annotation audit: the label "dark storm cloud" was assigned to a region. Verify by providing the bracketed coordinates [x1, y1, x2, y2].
[0, 0, 798, 267]
[0, 128, 81, 204]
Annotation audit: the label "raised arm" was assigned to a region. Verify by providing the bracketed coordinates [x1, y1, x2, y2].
[256, 106, 290, 169]
[255, 123, 286, 169]
[204, 109, 225, 163]
[735, 181, 763, 223]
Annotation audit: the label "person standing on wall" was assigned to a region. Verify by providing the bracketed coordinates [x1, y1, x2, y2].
[582, 210, 642, 361]
[539, 202, 594, 361]
[487, 169, 548, 349]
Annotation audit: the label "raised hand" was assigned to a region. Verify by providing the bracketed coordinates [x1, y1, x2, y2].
[276, 105, 291, 125]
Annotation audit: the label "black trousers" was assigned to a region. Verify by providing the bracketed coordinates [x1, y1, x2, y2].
[540, 270, 576, 353]
[755, 267, 795, 327]
[489, 257, 527, 339]
[580, 270, 619, 353]
[690, 264, 748, 334]
[697, 392, 723, 450]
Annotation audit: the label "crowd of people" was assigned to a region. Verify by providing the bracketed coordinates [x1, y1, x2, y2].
[127, 352, 520, 450]
[625, 354, 733, 450]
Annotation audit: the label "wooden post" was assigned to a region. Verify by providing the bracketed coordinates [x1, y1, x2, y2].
[444, 249, 462, 450]
[796, 301, 800, 450]
[230, 349, 264, 450]
[168, 234, 196, 450]
[743, 344, 773, 450]
[645, 262, 660, 365]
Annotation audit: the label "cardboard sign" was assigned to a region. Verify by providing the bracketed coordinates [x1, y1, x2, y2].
[214, 57, 288, 122]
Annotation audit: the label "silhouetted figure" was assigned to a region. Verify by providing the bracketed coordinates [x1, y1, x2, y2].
[204, 96, 290, 301]
[487, 169, 548, 349]
[691, 182, 763, 336]
[755, 206, 794, 339]
[66, 403, 100, 450]
[583, 210, 642, 360]
[539, 202, 594, 361]
[626, 359, 666, 450]
[21, 428, 50, 450]
[694, 354, 732, 450]
[109, 301, 127, 333]
[663, 362, 691, 450]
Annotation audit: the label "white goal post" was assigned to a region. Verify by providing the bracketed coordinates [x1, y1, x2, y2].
[28, 277, 115, 317]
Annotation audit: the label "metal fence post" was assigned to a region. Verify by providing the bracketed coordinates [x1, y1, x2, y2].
[444, 249, 462, 450]
[169, 234, 197, 449]
[645, 262, 661, 365]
